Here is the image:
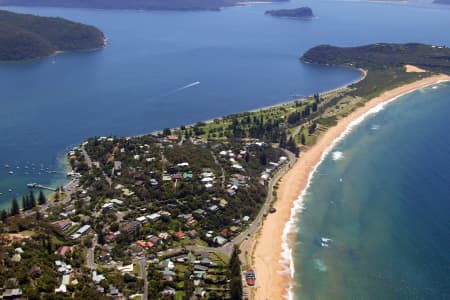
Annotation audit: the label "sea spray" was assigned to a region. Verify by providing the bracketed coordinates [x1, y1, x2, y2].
[278, 85, 436, 299]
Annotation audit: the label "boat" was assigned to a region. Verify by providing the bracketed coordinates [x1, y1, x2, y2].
[27, 183, 38, 188]
[246, 268, 256, 286]
[8, 171, 14, 175]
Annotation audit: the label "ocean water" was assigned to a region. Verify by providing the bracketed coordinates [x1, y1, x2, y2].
[293, 82, 450, 299]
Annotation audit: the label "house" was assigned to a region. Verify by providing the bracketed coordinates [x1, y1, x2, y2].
[76, 225, 91, 236]
[136, 216, 147, 223]
[158, 232, 170, 241]
[53, 219, 72, 231]
[242, 216, 250, 222]
[162, 287, 176, 297]
[147, 213, 161, 222]
[220, 228, 231, 238]
[136, 240, 154, 249]
[194, 287, 206, 298]
[55, 261, 72, 275]
[194, 265, 208, 272]
[166, 135, 178, 142]
[109, 285, 119, 297]
[183, 171, 193, 180]
[98, 250, 111, 262]
[213, 236, 227, 246]
[1, 289, 22, 299]
[56, 246, 72, 257]
[208, 205, 219, 212]
[110, 199, 124, 206]
[149, 235, 161, 245]
[174, 231, 185, 240]
[113, 161, 122, 175]
[121, 221, 141, 234]
[92, 271, 105, 283]
[55, 283, 67, 294]
[193, 209, 205, 216]
[11, 254, 21, 262]
[187, 230, 198, 239]
[150, 178, 159, 187]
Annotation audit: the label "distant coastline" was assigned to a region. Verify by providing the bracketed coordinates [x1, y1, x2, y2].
[0, 0, 288, 11]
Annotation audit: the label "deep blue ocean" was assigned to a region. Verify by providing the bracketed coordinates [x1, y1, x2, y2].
[0, 0, 449, 298]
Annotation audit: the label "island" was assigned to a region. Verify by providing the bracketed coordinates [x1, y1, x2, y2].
[0, 0, 288, 11]
[1, 43, 449, 299]
[265, 7, 314, 19]
[0, 10, 105, 61]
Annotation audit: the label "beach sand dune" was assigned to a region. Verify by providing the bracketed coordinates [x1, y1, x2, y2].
[252, 74, 450, 300]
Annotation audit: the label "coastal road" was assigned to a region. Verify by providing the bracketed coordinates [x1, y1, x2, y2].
[133, 258, 148, 300]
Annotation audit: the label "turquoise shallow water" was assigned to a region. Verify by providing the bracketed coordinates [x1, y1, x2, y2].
[293, 82, 450, 299]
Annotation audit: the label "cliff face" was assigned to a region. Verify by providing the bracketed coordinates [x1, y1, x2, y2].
[0, 10, 104, 61]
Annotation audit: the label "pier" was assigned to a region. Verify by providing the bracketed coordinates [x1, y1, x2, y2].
[26, 183, 57, 191]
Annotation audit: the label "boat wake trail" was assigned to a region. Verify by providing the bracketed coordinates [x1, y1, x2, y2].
[150, 81, 201, 101]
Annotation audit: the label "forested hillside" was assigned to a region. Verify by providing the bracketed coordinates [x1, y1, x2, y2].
[0, 10, 104, 61]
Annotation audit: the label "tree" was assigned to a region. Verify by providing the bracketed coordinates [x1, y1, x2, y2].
[301, 133, 306, 145]
[229, 246, 242, 300]
[0, 209, 7, 222]
[162, 128, 171, 136]
[29, 191, 36, 208]
[38, 190, 47, 205]
[259, 153, 267, 166]
[11, 198, 20, 216]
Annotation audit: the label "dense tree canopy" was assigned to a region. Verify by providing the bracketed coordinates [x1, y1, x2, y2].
[0, 9, 104, 61]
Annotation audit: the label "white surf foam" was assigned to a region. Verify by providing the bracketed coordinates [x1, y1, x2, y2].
[331, 151, 344, 161]
[279, 86, 429, 299]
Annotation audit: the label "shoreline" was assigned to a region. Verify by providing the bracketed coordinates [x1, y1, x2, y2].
[252, 73, 450, 300]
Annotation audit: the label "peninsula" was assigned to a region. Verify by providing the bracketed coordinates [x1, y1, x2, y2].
[434, 0, 450, 4]
[0, 0, 287, 11]
[0, 9, 104, 61]
[265, 7, 314, 19]
[1, 43, 449, 299]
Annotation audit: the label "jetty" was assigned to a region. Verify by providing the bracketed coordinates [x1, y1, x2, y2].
[26, 183, 57, 191]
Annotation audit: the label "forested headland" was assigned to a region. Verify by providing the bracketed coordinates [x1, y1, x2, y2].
[0, 10, 104, 61]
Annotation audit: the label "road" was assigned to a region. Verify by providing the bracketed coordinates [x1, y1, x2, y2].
[86, 234, 98, 270]
[133, 258, 148, 300]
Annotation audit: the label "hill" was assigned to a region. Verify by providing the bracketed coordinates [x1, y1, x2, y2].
[0, 0, 287, 11]
[434, 0, 450, 4]
[301, 43, 450, 74]
[0, 10, 104, 61]
[265, 7, 314, 19]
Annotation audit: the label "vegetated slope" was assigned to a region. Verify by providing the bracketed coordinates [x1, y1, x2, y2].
[0, 9, 104, 61]
[0, 0, 287, 11]
[301, 43, 450, 74]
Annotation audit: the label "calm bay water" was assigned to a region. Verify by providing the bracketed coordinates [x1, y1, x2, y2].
[0, 0, 450, 298]
[294, 82, 450, 299]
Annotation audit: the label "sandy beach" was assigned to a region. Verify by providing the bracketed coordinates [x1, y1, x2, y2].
[252, 73, 450, 300]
